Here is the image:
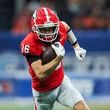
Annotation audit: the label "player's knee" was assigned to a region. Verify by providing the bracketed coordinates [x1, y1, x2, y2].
[73, 100, 90, 110]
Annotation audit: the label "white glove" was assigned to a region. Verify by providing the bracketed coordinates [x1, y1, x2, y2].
[74, 46, 87, 61]
[51, 42, 65, 57]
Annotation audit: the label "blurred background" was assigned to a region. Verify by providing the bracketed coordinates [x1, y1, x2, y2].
[0, 0, 110, 110]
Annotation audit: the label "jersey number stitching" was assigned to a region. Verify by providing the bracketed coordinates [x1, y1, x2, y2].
[22, 44, 30, 53]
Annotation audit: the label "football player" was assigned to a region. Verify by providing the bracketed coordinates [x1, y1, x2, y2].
[20, 7, 90, 110]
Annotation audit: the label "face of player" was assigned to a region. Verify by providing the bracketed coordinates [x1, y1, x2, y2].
[38, 26, 56, 35]
[38, 26, 58, 43]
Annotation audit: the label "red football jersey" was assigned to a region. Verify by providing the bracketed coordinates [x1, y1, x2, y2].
[20, 21, 68, 92]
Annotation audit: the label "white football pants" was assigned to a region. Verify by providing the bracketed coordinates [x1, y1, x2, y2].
[32, 75, 84, 110]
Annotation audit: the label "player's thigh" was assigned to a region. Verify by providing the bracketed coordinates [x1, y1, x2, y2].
[57, 75, 84, 108]
[74, 100, 90, 110]
[32, 88, 59, 110]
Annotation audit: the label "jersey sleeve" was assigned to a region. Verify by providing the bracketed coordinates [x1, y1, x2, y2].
[20, 41, 42, 64]
[20, 40, 41, 56]
[25, 54, 41, 64]
[20, 35, 43, 56]
[60, 21, 70, 33]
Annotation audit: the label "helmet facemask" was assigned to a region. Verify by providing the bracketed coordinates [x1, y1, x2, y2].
[33, 22, 59, 43]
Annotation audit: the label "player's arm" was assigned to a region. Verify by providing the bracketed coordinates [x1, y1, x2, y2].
[61, 21, 79, 47]
[25, 42, 65, 80]
[30, 55, 62, 80]
[62, 21, 87, 61]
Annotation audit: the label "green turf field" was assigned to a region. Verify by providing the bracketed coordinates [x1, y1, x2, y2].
[0, 102, 110, 110]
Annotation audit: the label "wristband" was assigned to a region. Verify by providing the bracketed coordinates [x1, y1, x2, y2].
[67, 30, 77, 45]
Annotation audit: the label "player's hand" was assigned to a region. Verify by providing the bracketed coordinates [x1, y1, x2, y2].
[51, 42, 65, 57]
[74, 46, 86, 61]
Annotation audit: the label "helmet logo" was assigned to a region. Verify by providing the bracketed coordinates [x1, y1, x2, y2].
[33, 10, 37, 18]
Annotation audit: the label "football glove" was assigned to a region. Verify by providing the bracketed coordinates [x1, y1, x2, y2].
[74, 46, 86, 61]
[51, 42, 65, 57]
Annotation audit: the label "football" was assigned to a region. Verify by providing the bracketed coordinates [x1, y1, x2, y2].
[42, 47, 56, 64]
